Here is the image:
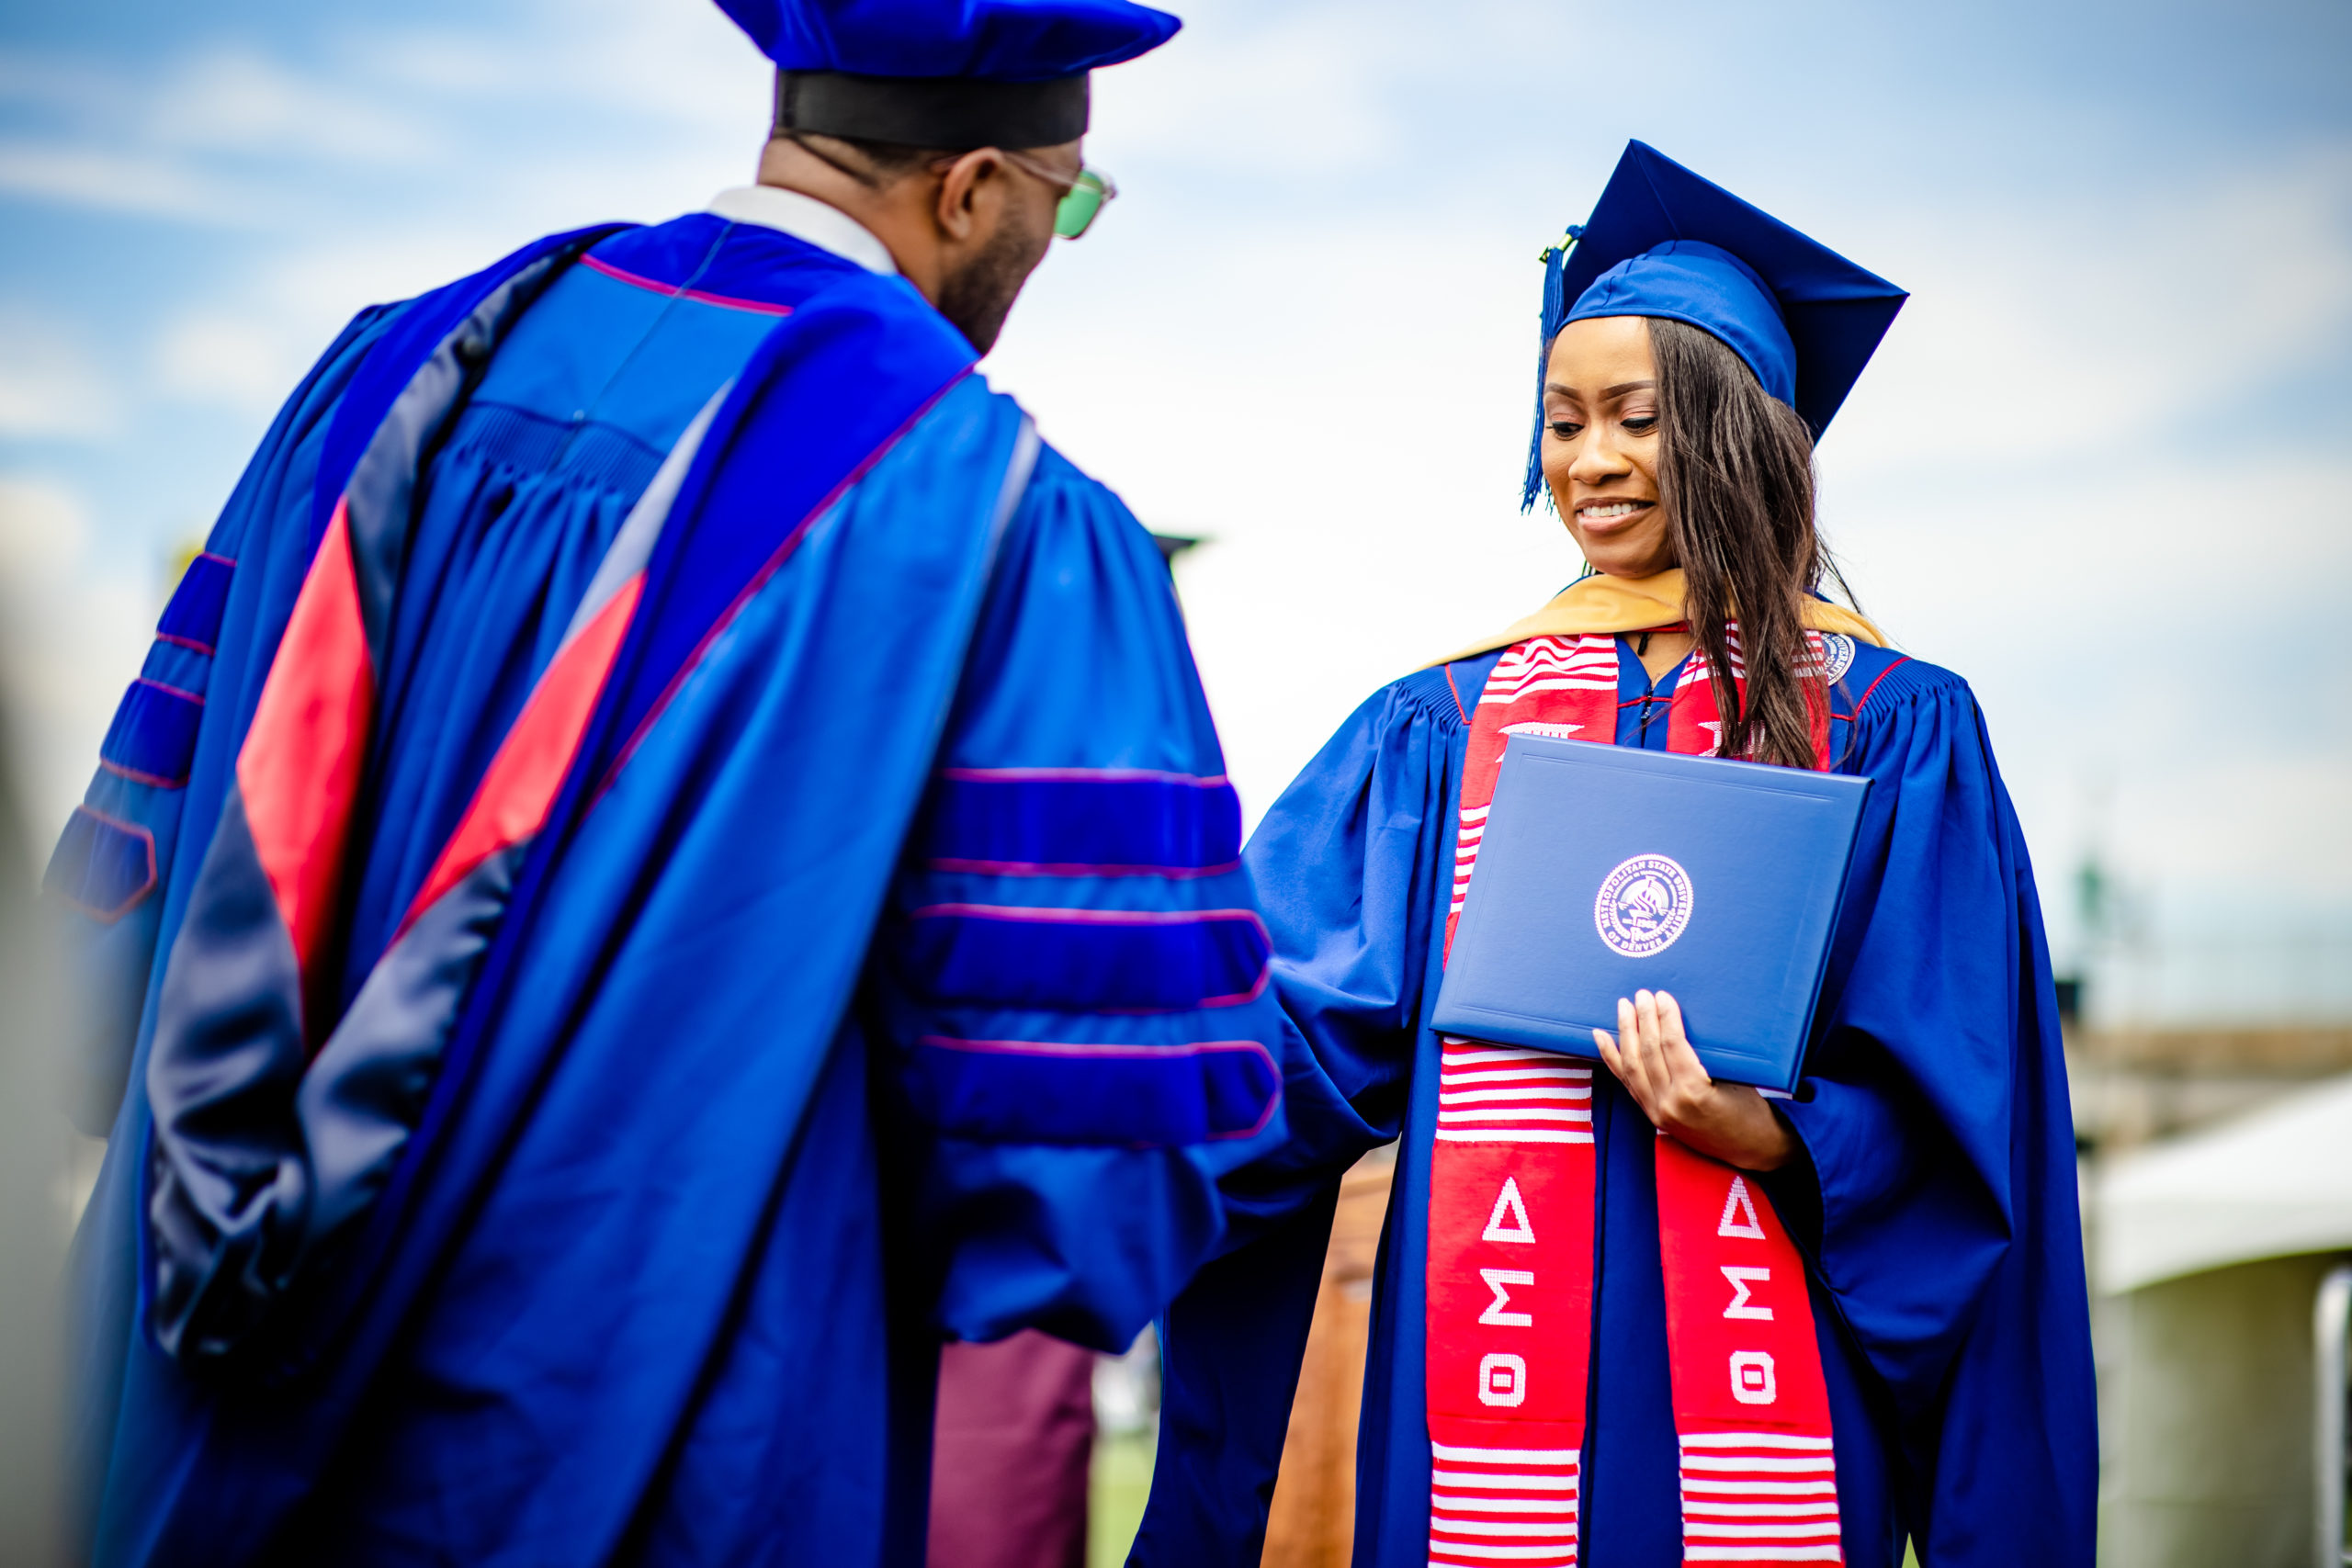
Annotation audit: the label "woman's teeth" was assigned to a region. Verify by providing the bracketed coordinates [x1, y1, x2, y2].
[1578, 502, 1647, 520]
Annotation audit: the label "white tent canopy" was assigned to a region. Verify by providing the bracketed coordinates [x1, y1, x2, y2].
[2098, 1071, 2352, 1294]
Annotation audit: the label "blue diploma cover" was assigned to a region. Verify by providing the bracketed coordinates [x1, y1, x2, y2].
[1430, 736, 1870, 1092]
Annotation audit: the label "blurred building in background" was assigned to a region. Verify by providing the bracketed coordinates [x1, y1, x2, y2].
[2089, 1073, 2352, 1567]
[2061, 857, 2352, 1562]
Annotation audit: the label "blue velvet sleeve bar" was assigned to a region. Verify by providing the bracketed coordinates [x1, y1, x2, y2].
[867, 444, 1292, 1353]
[1212, 667, 1487, 1235]
[1777, 649, 2095, 1563]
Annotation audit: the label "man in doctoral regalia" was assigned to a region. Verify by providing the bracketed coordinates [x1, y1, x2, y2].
[46, 3, 1289, 1562]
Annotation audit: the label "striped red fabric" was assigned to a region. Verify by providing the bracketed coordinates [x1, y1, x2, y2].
[1425, 1039, 1597, 1564]
[1445, 635, 1618, 934]
[1435, 1041, 1595, 1148]
[1425, 624, 1842, 1565]
[1676, 1431, 1841, 1563]
[1656, 1134, 1842, 1563]
[1428, 1438, 1581, 1567]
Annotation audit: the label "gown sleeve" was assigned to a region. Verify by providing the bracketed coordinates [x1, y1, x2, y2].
[1131, 670, 1465, 1564]
[40, 305, 396, 1136]
[1776, 655, 2095, 1563]
[863, 444, 1293, 1354]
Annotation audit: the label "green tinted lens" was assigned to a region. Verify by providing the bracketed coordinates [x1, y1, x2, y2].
[1054, 170, 1109, 239]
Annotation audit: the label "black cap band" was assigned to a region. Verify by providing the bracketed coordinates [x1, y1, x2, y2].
[774, 70, 1089, 151]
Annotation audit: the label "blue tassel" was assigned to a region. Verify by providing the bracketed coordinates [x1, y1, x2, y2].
[1520, 225, 1584, 512]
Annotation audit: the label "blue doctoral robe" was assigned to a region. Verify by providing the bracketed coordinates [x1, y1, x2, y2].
[51, 202, 1288, 1567]
[1134, 636, 2096, 1566]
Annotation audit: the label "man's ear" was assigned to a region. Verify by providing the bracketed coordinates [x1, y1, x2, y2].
[932, 148, 1006, 244]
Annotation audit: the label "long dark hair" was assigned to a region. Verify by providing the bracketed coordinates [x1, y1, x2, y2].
[1649, 317, 1833, 770]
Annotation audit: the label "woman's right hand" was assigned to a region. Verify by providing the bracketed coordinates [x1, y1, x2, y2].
[1594, 988, 1795, 1172]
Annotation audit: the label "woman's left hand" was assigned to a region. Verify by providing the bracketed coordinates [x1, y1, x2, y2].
[1593, 988, 1795, 1172]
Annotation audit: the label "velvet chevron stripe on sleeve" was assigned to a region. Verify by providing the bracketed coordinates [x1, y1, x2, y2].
[916, 767, 1243, 877]
[906, 1034, 1281, 1146]
[903, 903, 1271, 1012]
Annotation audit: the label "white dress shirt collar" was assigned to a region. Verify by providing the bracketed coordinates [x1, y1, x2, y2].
[705, 186, 899, 276]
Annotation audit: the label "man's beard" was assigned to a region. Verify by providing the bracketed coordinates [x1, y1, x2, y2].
[934, 216, 1046, 354]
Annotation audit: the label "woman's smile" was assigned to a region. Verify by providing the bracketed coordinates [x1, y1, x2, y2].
[1573, 497, 1656, 530]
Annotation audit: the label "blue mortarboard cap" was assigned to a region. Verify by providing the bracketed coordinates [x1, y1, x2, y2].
[722, 0, 1181, 147]
[1521, 141, 1906, 508]
[1567, 242, 1797, 405]
[721, 0, 1178, 79]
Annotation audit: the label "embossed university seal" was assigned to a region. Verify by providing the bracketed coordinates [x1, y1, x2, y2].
[1593, 853, 1695, 957]
[1818, 631, 1857, 684]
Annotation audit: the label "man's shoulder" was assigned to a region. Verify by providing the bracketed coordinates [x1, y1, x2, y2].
[999, 431, 1143, 529]
[1024, 439, 1111, 502]
[960, 430, 1178, 595]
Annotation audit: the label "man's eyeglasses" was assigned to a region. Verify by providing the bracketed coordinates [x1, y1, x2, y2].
[999, 151, 1118, 240]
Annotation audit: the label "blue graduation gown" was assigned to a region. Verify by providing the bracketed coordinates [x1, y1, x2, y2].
[1135, 637, 2096, 1566]
[51, 209, 1287, 1567]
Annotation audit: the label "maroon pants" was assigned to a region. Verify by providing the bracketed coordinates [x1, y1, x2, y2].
[928, 1332, 1096, 1568]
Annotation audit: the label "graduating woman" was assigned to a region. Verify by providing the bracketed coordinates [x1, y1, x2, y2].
[1132, 143, 2095, 1567]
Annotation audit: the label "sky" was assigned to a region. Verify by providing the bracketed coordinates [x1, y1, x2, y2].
[0, 0, 2346, 1022]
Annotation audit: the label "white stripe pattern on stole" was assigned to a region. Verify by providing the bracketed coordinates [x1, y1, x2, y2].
[1677, 1433, 1842, 1564]
[1429, 1442, 1580, 1567]
[1451, 806, 1490, 917]
[1679, 627, 1747, 684]
[1795, 629, 1830, 679]
[1454, 636, 1612, 916]
[1435, 1042, 1593, 1145]
[1674, 625, 1838, 685]
[1477, 637, 1618, 705]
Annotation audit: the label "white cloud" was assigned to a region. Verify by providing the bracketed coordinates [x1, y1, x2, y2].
[0, 140, 261, 225]
[497, 0, 772, 139]
[1829, 147, 2352, 476]
[147, 48, 438, 164]
[153, 312, 311, 414]
[0, 475, 88, 580]
[0, 41, 447, 229]
[0, 314, 119, 438]
[350, 31, 522, 96]
[1827, 451, 2352, 658]
[1095, 2, 1408, 174]
[2132, 752, 2352, 894]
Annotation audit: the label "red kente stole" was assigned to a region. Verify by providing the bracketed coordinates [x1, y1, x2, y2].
[1425, 627, 1842, 1568]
